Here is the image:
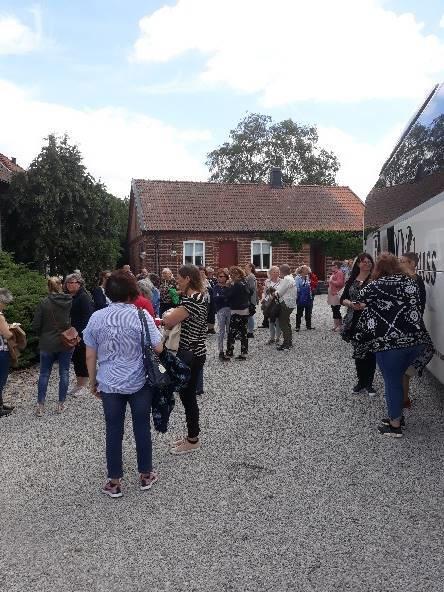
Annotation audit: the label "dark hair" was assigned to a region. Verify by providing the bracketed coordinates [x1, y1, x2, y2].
[217, 268, 229, 280]
[178, 264, 203, 292]
[280, 264, 291, 276]
[372, 252, 403, 280]
[348, 253, 374, 284]
[403, 252, 419, 266]
[246, 263, 256, 274]
[332, 260, 342, 269]
[149, 273, 160, 288]
[105, 270, 139, 302]
[98, 270, 111, 285]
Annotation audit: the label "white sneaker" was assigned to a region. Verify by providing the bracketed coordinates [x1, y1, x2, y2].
[68, 386, 85, 398]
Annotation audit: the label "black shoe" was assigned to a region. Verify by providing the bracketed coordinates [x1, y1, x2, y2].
[0, 407, 13, 417]
[225, 351, 233, 357]
[378, 423, 403, 438]
[307, 326, 315, 330]
[381, 416, 405, 428]
[259, 324, 269, 329]
[295, 327, 300, 332]
[235, 355, 247, 360]
[196, 391, 204, 397]
[277, 344, 290, 351]
[247, 333, 254, 338]
[219, 352, 230, 361]
[207, 329, 216, 335]
[352, 384, 365, 394]
[1, 403, 14, 411]
[366, 386, 377, 397]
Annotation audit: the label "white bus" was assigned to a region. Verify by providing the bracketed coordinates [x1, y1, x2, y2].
[365, 83, 444, 384]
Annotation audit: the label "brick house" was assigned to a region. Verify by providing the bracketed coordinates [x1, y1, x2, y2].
[0, 153, 25, 250]
[127, 171, 364, 283]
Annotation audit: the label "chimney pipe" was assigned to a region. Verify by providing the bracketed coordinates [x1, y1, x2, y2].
[11, 157, 16, 165]
[270, 167, 283, 188]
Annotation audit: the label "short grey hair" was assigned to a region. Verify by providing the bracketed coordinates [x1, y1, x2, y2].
[0, 288, 13, 305]
[64, 272, 85, 288]
[138, 278, 153, 299]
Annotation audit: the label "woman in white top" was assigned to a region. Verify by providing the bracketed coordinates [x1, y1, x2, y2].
[0, 289, 14, 417]
[262, 266, 281, 345]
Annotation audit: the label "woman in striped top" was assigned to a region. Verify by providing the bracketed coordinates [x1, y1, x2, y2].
[163, 264, 207, 455]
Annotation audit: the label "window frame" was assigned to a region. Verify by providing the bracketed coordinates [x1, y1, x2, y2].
[183, 240, 206, 267]
[251, 240, 272, 271]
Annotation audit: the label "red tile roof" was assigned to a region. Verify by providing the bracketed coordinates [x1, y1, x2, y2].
[365, 171, 444, 228]
[0, 154, 25, 184]
[132, 179, 364, 233]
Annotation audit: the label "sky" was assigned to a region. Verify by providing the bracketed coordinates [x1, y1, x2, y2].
[1, 0, 444, 200]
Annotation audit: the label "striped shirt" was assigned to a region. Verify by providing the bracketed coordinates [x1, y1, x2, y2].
[178, 293, 207, 358]
[83, 303, 162, 394]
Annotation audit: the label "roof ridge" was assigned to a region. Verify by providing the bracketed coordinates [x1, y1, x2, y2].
[133, 178, 352, 190]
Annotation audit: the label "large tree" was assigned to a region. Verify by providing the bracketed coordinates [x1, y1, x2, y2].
[206, 113, 339, 185]
[0, 135, 127, 284]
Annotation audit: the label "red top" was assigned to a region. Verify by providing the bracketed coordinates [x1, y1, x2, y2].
[132, 295, 161, 326]
[309, 272, 319, 294]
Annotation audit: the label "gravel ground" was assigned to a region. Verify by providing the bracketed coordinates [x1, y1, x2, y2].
[1, 295, 443, 592]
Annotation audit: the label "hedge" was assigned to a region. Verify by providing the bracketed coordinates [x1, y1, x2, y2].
[0, 251, 47, 367]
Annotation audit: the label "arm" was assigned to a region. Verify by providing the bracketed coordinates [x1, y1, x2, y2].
[330, 271, 345, 289]
[85, 346, 99, 398]
[0, 314, 13, 340]
[340, 280, 352, 306]
[162, 305, 189, 329]
[31, 303, 43, 335]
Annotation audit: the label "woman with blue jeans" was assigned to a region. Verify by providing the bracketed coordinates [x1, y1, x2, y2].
[0, 288, 15, 418]
[353, 253, 433, 437]
[213, 269, 231, 361]
[84, 270, 163, 498]
[32, 277, 73, 416]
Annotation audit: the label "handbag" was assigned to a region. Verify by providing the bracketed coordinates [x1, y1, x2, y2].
[138, 309, 171, 388]
[267, 298, 281, 323]
[50, 307, 80, 349]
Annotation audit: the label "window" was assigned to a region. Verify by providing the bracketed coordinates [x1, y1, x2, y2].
[251, 240, 271, 270]
[183, 241, 205, 266]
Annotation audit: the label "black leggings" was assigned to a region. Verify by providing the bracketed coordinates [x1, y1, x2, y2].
[331, 305, 342, 320]
[72, 340, 88, 378]
[355, 353, 376, 388]
[226, 314, 248, 355]
[178, 354, 205, 439]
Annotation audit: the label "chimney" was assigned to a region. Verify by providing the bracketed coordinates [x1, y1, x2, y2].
[11, 157, 16, 165]
[269, 166, 283, 188]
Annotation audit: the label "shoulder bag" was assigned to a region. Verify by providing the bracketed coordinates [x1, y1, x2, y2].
[138, 309, 171, 388]
[50, 306, 80, 349]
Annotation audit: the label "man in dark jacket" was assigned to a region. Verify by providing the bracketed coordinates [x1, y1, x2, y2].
[65, 273, 94, 396]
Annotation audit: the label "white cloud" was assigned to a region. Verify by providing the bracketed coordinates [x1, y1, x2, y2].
[0, 9, 42, 55]
[318, 124, 404, 200]
[440, 15, 444, 28]
[131, 0, 444, 106]
[0, 79, 210, 197]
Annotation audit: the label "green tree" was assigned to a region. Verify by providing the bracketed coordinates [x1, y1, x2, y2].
[0, 135, 127, 284]
[206, 113, 339, 185]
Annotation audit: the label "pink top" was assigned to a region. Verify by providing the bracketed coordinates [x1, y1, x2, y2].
[328, 269, 345, 296]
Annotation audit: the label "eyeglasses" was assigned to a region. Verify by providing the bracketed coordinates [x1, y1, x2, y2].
[66, 281, 79, 284]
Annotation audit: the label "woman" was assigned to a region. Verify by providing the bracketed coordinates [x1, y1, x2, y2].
[148, 273, 161, 317]
[262, 266, 281, 345]
[295, 265, 314, 331]
[327, 261, 345, 331]
[274, 264, 297, 351]
[213, 269, 231, 360]
[0, 289, 15, 418]
[91, 270, 111, 311]
[83, 270, 163, 498]
[32, 277, 73, 416]
[225, 266, 250, 360]
[199, 267, 214, 335]
[134, 279, 156, 319]
[245, 263, 258, 338]
[159, 268, 178, 317]
[353, 253, 434, 437]
[340, 254, 376, 396]
[65, 272, 94, 396]
[163, 264, 207, 454]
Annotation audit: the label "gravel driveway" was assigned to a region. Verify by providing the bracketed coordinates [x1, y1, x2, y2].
[1, 295, 443, 592]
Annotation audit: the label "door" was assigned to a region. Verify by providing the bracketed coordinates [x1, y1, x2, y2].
[310, 243, 325, 280]
[218, 241, 238, 268]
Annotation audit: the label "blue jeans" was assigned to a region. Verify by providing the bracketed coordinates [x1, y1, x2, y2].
[217, 307, 231, 353]
[37, 350, 73, 403]
[0, 351, 10, 400]
[248, 315, 255, 333]
[101, 385, 153, 479]
[376, 345, 424, 421]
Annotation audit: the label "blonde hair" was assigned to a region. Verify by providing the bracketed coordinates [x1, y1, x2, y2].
[268, 266, 279, 277]
[48, 276, 63, 294]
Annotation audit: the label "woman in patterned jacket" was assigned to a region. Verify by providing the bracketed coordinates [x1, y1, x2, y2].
[353, 253, 433, 438]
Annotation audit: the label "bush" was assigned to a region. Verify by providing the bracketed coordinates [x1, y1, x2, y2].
[0, 252, 47, 367]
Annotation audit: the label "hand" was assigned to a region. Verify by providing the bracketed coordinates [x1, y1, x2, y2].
[352, 302, 366, 311]
[90, 383, 101, 399]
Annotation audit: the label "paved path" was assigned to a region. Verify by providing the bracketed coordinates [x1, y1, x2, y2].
[1, 296, 443, 592]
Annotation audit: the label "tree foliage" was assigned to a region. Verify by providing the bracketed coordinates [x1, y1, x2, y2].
[206, 113, 340, 185]
[0, 135, 128, 285]
[0, 251, 47, 367]
[264, 231, 363, 261]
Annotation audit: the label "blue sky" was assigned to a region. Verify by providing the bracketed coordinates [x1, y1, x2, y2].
[1, 0, 444, 198]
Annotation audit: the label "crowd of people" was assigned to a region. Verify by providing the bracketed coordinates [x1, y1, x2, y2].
[0, 251, 434, 496]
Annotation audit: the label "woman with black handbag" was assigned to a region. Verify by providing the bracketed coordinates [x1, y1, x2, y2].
[340, 253, 376, 396]
[162, 264, 207, 455]
[83, 270, 163, 498]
